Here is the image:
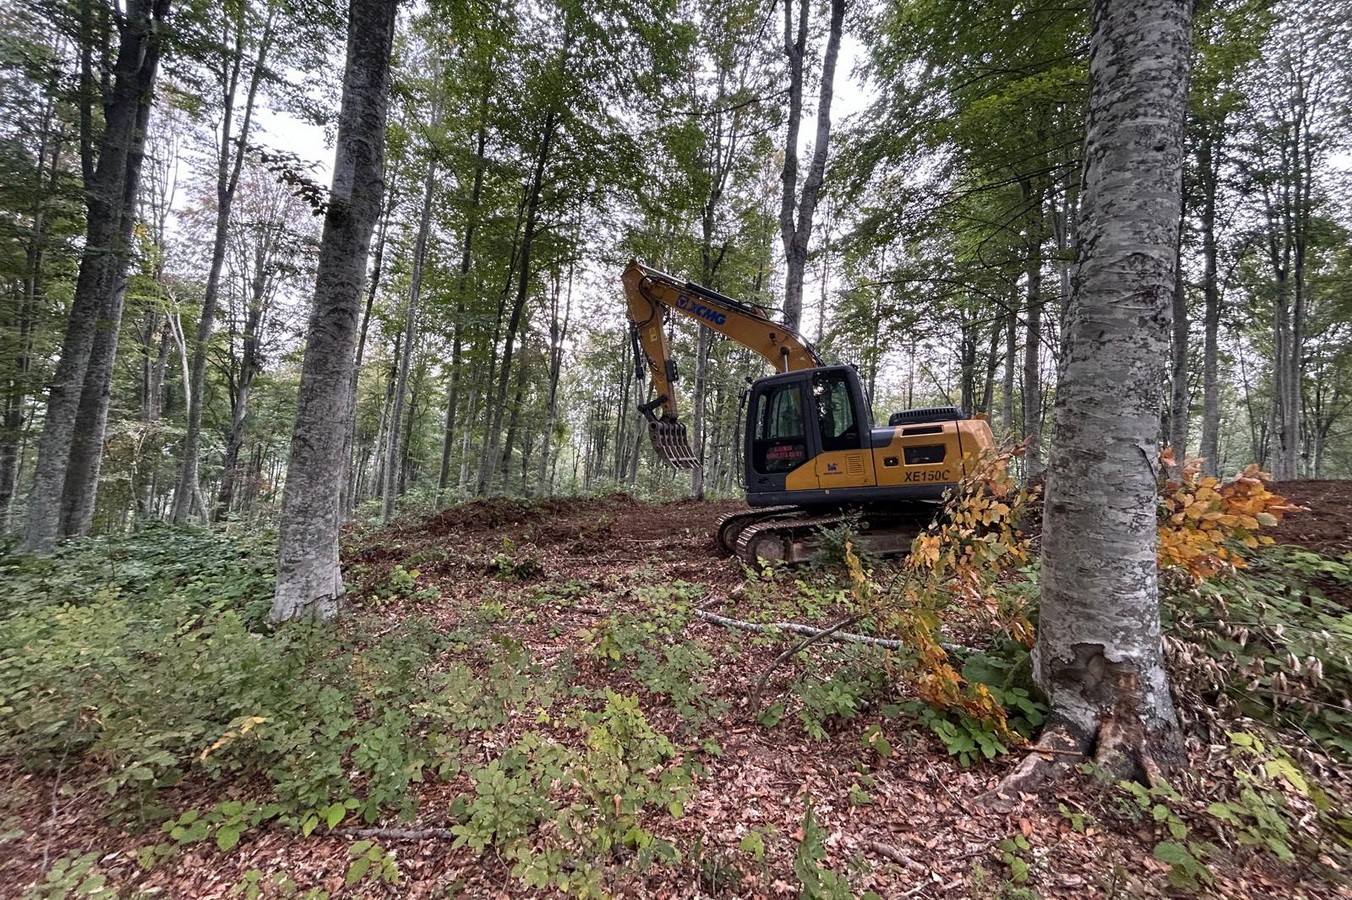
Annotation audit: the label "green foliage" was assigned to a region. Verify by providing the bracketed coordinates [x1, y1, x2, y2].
[345, 840, 401, 887]
[913, 704, 1013, 768]
[374, 564, 438, 604]
[1111, 778, 1214, 891]
[810, 517, 880, 572]
[23, 851, 116, 900]
[740, 565, 848, 624]
[792, 803, 853, 900]
[996, 833, 1031, 885]
[633, 641, 728, 727]
[1166, 545, 1352, 759]
[0, 530, 565, 832]
[491, 538, 543, 580]
[905, 640, 1048, 766]
[449, 692, 691, 897]
[1204, 732, 1343, 863]
[230, 868, 330, 900]
[579, 580, 724, 728]
[793, 657, 889, 740]
[0, 523, 276, 628]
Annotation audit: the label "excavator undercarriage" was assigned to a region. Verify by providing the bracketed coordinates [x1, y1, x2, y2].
[715, 504, 938, 567]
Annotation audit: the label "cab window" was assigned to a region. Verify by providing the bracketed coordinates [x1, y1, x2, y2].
[752, 383, 807, 473]
[813, 372, 860, 452]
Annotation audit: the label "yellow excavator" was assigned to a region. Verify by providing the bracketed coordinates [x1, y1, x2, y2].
[622, 258, 996, 565]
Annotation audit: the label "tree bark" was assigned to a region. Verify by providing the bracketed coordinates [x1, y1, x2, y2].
[1197, 133, 1221, 476]
[173, 6, 274, 524]
[1021, 176, 1045, 476]
[23, 0, 171, 551]
[778, 0, 845, 329]
[1167, 237, 1189, 466]
[1033, 0, 1192, 773]
[270, 0, 398, 623]
[381, 151, 436, 521]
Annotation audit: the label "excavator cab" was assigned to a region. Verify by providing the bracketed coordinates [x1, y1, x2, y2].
[746, 366, 873, 505]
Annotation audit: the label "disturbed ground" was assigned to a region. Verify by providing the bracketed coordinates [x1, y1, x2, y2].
[2, 485, 1350, 898]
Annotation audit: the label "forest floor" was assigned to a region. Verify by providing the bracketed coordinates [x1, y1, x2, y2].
[2, 483, 1351, 898]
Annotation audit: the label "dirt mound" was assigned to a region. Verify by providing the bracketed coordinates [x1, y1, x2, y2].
[1265, 479, 1352, 557]
[1020, 477, 1350, 559]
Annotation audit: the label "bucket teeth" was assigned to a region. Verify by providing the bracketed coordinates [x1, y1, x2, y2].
[649, 420, 699, 469]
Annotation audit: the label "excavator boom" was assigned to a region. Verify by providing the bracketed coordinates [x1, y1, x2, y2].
[622, 258, 820, 467]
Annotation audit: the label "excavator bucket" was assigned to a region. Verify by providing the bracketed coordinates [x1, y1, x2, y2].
[648, 419, 699, 469]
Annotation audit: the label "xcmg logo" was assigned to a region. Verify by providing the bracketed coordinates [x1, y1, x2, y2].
[676, 294, 727, 326]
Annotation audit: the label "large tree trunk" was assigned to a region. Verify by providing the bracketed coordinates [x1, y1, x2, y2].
[778, 0, 845, 329]
[173, 7, 273, 524]
[270, 0, 398, 623]
[1031, 0, 1191, 776]
[23, 0, 171, 551]
[58, 156, 144, 537]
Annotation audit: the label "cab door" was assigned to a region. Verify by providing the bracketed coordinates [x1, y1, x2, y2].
[747, 377, 815, 497]
[809, 369, 875, 489]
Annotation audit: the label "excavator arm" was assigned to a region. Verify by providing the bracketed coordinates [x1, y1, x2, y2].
[622, 258, 822, 468]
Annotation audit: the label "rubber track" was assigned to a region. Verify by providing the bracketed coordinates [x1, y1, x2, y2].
[714, 506, 798, 555]
[733, 511, 855, 567]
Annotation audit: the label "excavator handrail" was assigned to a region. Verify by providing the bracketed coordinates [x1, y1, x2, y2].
[622, 258, 822, 429]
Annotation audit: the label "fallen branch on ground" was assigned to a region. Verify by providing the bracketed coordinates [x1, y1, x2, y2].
[333, 827, 455, 841]
[749, 612, 867, 708]
[863, 840, 925, 872]
[692, 608, 973, 655]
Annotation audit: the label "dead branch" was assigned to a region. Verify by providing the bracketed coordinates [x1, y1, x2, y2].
[863, 840, 925, 872]
[694, 608, 906, 649]
[333, 826, 455, 841]
[750, 612, 866, 708]
[693, 608, 974, 655]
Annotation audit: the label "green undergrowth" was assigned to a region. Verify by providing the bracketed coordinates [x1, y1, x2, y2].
[0, 526, 699, 897]
[582, 578, 730, 733]
[1166, 544, 1352, 760]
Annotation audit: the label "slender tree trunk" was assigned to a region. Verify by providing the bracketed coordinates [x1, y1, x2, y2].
[1032, 0, 1191, 771]
[341, 172, 394, 518]
[1021, 176, 1045, 475]
[1168, 238, 1189, 465]
[482, 111, 556, 493]
[216, 239, 271, 521]
[535, 255, 573, 497]
[23, 0, 171, 550]
[271, 0, 398, 623]
[382, 154, 436, 521]
[1002, 300, 1017, 436]
[1197, 135, 1221, 476]
[436, 121, 487, 505]
[778, 0, 845, 329]
[173, 8, 274, 523]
